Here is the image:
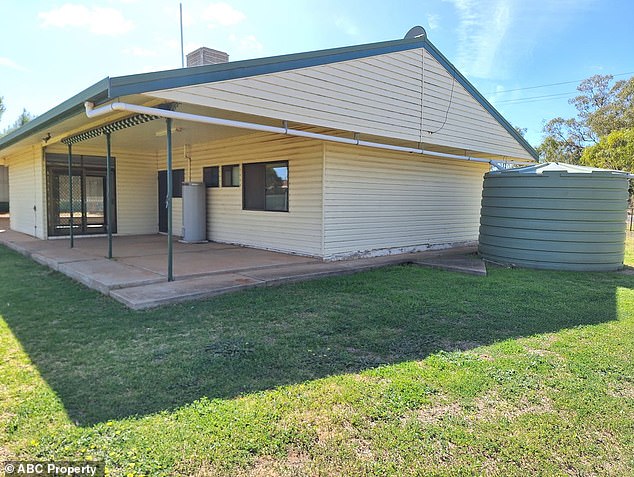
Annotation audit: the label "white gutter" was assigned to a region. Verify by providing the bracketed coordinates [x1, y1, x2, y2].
[84, 101, 521, 165]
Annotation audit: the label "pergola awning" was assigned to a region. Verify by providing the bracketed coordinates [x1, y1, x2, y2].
[60, 113, 160, 145]
[58, 112, 176, 282]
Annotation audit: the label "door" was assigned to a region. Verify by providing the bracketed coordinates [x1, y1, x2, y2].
[48, 170, 82, 236]
[158, 169, 184, 233]
[84, 174, 107, 233]
[158, 170, 168, 233]
[46, 154, 116, 236]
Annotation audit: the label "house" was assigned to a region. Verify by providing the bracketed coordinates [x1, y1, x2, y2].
[0, 166, 8, 213]
[0, 27, 537, 267]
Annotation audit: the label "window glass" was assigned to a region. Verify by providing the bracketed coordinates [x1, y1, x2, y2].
[203, 166, 219, 187]
[222, 165, 239, 187]
[265, 162, 288, 211]
[243, 161, 288, 212]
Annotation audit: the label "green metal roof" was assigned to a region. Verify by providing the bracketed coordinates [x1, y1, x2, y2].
[0, 33, 538, 160]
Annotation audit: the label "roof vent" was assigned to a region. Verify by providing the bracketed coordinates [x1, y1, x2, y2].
[186, 47, 229, 67]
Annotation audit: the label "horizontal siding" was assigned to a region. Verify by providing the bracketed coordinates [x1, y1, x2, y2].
[156, 133, 324, 256]
[172, 197, 183, 237]
[146, 48, 533, 161]
[419, 50, 529, 158]
[7, 146, 46, 238]
[114, 150, 159, 235]
[323, 143, 488, 259]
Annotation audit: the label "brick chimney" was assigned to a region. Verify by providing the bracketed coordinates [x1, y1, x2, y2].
[186, 47, 229, 67]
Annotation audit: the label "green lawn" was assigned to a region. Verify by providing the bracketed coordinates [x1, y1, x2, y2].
[1, 238, 633, 476]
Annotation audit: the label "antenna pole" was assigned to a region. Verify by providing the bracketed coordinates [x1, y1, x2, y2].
[179, 3, 185, 67]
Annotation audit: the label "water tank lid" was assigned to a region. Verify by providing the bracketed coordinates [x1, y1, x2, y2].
[488, 162, 629, 177]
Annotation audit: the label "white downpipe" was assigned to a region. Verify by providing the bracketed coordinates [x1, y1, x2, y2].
[85, 101, 498, 164]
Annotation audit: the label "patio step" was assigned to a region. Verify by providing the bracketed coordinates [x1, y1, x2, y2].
[110, 273, 266, 309]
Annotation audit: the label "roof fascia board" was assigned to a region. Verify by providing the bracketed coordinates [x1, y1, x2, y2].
[109, 37, 427, 97]
[422, 38, 539, 160]
[0, 78, 111, 150]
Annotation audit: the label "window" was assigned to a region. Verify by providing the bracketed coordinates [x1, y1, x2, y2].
[222, 164, 240, 187]
[243, 161, 288, 212]
[172, 169, 184, 198]
[203, 166, 219, 188]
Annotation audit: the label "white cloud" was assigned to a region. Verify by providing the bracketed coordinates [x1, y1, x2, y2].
[227, 34, 263, 58]
[334, 16, 360, 37]
[203, 2, 246, 28]
[123, 46, 158, 57]
[444, 0, 511, 79]
[0, 57, 27, 72]
[239, 34, 263, 54]
[427, 13, 441, 30]
[162, 5, 195, 27]
[487, 83, 522, 106]
[38, 3, 134, 36]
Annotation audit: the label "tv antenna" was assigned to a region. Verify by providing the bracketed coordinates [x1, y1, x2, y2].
[180, 3, 185, 67]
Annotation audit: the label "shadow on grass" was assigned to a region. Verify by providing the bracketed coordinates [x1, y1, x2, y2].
[1, 245, 631, 425]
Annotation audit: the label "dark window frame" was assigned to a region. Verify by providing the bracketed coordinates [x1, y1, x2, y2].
[171, 169, 185, 198]
[222, 164, 240, 187]
[242, 160, 289, 212]
[203, 166, 219, 188]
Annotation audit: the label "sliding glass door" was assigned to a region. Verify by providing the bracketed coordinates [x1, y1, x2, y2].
[46, 154, 116, 236]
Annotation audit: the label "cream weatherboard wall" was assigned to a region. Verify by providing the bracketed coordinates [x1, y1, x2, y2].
[157, 132, 324, 256]
[113, 149, 158, 235]
[145, 48, 533, 161]
[7, 146, 46, 239]
[322, 143, 488, 259]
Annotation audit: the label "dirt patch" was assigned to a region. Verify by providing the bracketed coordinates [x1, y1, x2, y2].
[471, 391, 556, 421]
[414, 390, 558, 428]
[245, 452, 310, 477]
[415, 402, 463, 424]
[607, 380, 634, 399]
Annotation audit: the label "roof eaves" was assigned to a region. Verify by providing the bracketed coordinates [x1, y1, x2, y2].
[108, 37, 427, 97]
[422, 38, 539, 161]
[0, 77, 111, 151]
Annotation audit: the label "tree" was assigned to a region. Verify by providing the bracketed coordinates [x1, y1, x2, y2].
[537, 117, 588, 163]
[538, 75, 634, 163]
[580, 128, 634, 171]
[583, 77, 634, 136]
[10, 108, 33, 129]
[1, 108, 33, 136]
[0, 96, 5, 122]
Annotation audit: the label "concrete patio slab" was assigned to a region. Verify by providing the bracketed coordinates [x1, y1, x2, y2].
[240, 253, 415, 285]
[0, 224, 486, 309]
[58, 259, 164, 294]
[412, 250, 487, 276]
[31, 248, 102, 270]
[0, 228, 48, 256]
[119, 244, 317, 279]
[110, 273, 265, 309]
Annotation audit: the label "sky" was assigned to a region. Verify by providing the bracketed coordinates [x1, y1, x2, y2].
[0, 0, 633, 147]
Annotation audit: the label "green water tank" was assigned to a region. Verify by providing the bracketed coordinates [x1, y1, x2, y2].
[478, 163, 629, 271]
